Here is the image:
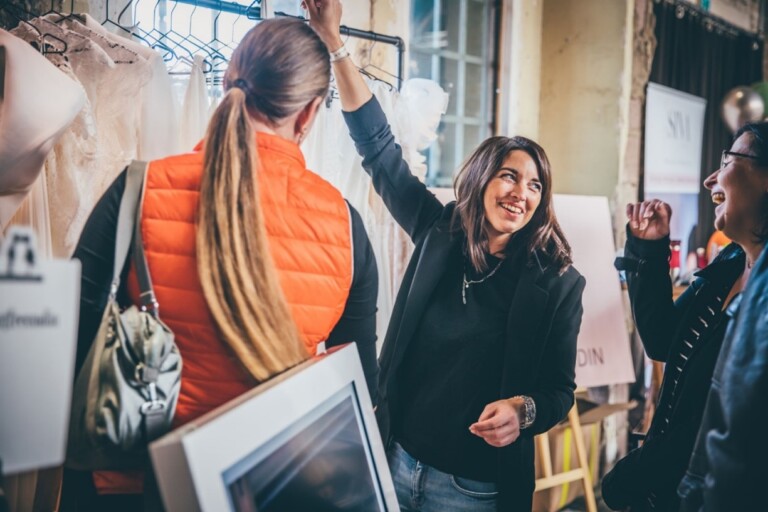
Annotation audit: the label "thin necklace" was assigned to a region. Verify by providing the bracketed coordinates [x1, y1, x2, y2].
[462, 258, 504, 305]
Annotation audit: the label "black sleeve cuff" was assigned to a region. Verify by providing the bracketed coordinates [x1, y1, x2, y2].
[623, 223, 671, 261]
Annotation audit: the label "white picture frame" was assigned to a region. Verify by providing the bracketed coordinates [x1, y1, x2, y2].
[150, 343, 398, 511]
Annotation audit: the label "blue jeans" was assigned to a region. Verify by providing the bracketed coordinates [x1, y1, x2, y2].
[387, 441, 498, 512]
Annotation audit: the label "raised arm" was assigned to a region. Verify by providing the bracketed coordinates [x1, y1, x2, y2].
[615, 200, 685, 361]
[304, 0, 444, 244]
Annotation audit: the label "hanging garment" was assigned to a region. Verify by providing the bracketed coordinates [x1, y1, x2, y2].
[0, 29, 85, 256]
[373, 79, 448, 338]
[302, 78, 447, 346]
[179, 55, 211, 150]
[82, 14, 181, 160]
[12, 22, 130, 257]
[207, 82, 224, 119]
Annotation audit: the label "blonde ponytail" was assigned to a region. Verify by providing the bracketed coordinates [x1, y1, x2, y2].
[196, 87, 306, 382]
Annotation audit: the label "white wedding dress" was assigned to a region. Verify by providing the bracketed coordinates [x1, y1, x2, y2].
[302, 78, 448, 348]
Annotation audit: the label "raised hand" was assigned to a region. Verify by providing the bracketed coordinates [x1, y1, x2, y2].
[626, 199, 672, 241]
[302, 0, 343, 50]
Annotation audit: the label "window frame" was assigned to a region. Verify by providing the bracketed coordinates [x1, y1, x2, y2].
[409, 0, 499, 186]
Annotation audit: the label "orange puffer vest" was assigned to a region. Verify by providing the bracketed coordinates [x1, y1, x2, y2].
[93, 133, 353, 495]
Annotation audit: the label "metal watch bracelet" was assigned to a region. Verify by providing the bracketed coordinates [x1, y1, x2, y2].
[514, 395, 536, 429]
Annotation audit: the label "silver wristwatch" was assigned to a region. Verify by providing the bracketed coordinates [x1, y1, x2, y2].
[515, 395, 536, 429]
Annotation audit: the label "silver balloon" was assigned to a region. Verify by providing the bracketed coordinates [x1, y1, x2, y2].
[721, 86, 765, 133]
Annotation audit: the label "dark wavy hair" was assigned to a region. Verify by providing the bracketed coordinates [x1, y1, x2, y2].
[452, 136, 572, 273]
[734, 122, 768, 243]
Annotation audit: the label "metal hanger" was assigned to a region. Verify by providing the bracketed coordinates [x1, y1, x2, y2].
[358, 40, 396, 91]
[0, 2, 68, 55]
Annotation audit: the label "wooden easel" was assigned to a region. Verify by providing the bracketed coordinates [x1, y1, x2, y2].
[533, 400, 598, 512]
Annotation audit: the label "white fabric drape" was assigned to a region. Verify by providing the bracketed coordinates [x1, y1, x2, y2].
[180, 55, 211, 150]
[303, 79, 448, 347]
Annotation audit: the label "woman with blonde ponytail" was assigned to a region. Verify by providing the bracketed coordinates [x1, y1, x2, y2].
[66, 18, 379, 511]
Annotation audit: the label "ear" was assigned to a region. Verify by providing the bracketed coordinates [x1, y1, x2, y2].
[294, 96, 324, 141]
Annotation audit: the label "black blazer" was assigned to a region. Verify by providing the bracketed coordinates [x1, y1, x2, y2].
[343, 97, 586, 511]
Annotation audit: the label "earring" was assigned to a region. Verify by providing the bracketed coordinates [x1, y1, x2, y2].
[298, 128, 307, 144]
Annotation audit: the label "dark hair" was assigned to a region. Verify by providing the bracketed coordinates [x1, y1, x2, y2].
[733, 122, 768, 242]
[196, 19, 331, 381]
[452, 136, 573, 273]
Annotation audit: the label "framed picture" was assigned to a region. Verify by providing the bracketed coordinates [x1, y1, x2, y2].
[150, 343, 398, 511]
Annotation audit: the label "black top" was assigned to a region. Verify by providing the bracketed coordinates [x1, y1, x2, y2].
[71, 168, 380, 403]
[602, 231, 744, 512]
[343, 95, 585, 511]
[396, 249, 522, 482]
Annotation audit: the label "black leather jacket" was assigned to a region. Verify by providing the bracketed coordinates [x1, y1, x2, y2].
[678, 244, 768, 512]
[603, 233, 743, 511]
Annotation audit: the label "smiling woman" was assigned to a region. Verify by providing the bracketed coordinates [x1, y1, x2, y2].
[705, 125, 768, 256]
[304, 1, 586, 510]
[454, 136, 572, 272]
[602, 122, 768, 512]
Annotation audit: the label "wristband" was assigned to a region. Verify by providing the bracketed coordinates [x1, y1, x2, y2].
[329, 44, 350, 63]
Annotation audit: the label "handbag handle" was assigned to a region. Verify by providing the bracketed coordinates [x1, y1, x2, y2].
[110, 161, 148, 299]
[111, 160, 158, 316]
[129, 162, 159, 317]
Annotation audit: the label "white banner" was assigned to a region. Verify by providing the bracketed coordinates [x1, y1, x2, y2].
[0, 227, 80, 475]
[553, 195, 635, 388]
[645, 82, 707, 194]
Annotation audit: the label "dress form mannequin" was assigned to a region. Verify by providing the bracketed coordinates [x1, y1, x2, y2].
[0, 29, 85, 229]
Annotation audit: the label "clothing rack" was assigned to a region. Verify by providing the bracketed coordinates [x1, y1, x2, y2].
[2, 0, 404, 89]
[171, 0, 405, 89]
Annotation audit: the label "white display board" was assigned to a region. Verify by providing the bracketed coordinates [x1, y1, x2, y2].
[0, 227, 81, 474]
[553, 194, 634, 387]
[150, 344, 398, 512]
[644, 82, 707, 194]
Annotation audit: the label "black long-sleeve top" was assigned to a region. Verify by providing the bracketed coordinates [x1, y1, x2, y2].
[72, 168, 379, 404]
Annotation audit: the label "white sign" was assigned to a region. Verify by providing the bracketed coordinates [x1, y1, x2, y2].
[0, 227, 80, 475]
[645, 82, 707, 194]
[553, 195, 635, 387]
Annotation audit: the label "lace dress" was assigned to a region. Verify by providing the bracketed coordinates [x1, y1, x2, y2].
[83, 15, 181, 160]
[12, 20, 152, 257]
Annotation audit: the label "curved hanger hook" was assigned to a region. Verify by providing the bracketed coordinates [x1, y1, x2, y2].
[165, 0, 181, 33]
[116, 0, 140, 29]
[230, 3, 254, 45]
[152, 0, 162, 30]
[187, 0, 199, 37]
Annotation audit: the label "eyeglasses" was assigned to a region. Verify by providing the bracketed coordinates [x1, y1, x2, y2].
[720, 150, 761, 169]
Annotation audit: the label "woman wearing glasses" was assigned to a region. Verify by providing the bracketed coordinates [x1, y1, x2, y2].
[602, 123, 768, 512]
